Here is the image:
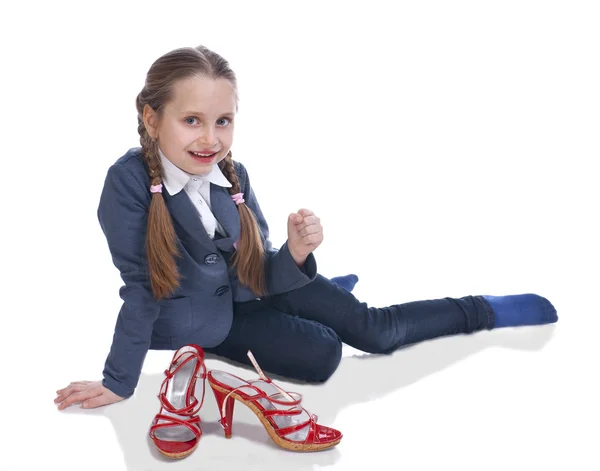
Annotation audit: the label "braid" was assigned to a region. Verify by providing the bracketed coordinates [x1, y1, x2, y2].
[220, 152, 267, 297]
[142, 136, 163, 186]
[137, 98, 182, 299]
[219, 151, 241, 194]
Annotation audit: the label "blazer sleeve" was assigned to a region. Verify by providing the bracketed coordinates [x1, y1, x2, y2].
[97, 163, 160, 399]
[235, 161, 317, 295]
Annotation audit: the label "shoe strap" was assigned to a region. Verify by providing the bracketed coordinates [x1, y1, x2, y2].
[246, 350, 298, 404]
[149, 413, 202, 440]
[303, 415, 323, 444]
[158, 351, 206, 416]
[163, 350, 204, 381]
[216, 351, 304, 423]
[193, 361, 208, 413]
[246, 350, 324, 440]
[274, 414, 315, 438]
[261, 407, 303, 418]
[159, 393, 199, 416]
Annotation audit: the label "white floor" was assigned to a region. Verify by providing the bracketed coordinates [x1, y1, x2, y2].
[2, 1, 598, 470]
[6, 291, 600, 471]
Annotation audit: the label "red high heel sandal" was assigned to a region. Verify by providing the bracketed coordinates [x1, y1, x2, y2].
[149, 344, 207, 459]
[207, 351, 342, 452]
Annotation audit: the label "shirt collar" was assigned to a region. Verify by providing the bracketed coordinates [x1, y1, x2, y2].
[158, 147, 232, 195]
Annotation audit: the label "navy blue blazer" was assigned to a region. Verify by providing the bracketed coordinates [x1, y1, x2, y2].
[97, 147, 317, 399]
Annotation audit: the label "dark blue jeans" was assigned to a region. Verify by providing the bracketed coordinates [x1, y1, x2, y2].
[204, 274, 495, 383]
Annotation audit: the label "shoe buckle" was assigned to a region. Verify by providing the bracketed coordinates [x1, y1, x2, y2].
[195, 364, 207, 379]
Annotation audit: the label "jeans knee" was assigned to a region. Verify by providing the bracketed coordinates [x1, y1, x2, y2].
[350, 329, 402, 355]
[304, 331, 342, 383]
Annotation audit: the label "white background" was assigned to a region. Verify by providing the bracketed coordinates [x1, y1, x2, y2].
[1, 1, 598, 470]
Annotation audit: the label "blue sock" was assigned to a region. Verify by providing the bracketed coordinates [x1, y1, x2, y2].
[483, 294, 558, 328]
[330, 274, 359, 292]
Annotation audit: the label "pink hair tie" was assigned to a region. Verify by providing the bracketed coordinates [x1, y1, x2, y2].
[231, 193, 245, 205]
[150, 184, 163, 194]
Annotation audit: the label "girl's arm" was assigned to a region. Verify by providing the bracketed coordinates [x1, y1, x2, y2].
[96, 162, 161, 399]
[235, 161, 318, 295]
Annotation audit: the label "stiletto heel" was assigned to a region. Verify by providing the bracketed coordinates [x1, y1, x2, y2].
[207, 351, 342, 452]
[149, 344, 207, 459]
[211, 386, 235, 438]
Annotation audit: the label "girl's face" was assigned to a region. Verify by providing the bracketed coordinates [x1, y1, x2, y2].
[145, 76, 236, 175]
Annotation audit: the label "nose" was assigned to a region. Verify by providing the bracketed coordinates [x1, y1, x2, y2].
[198, 125, 217, 147]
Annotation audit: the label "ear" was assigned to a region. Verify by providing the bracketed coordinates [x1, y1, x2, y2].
[143, 104, 159, 139]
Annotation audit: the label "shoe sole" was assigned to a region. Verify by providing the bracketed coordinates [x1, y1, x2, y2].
[154, 441, 199, 459]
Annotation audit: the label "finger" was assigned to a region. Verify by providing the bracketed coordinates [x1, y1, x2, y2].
[54, 393, 67, 403]
[57, 381, 91, 394]
[298, 224, 321, 238]
[57, 392, 83, 410]
[297, 208, 314, 217]
[302, 233, 323, 245]
[56, 384, 87, 401]
[54, 387, 84, 402]
[299, 215, 319, 225]
[55, 381, 95, 403]
[58, 388, 102, 410]
[57, 390, 98, 410]
[59, 383, 86, 394]
[289, 213, 303, 224]
[82, 393, 110, 409]
[69, 381, 90, 387]
[64, 383, 90, 394]
[295, 215, 320, 231]
[56, 381, 88, 394]
[297, 223, 321, 237]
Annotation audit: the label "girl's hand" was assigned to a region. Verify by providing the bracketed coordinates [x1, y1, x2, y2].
[55, 380, 125, 410]
[287, 208, 323, 266]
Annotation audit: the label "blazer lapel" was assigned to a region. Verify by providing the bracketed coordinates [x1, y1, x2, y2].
[162, 189, 215, 260]
[162, 184, 241, 256]
[210, 183, 240, 253]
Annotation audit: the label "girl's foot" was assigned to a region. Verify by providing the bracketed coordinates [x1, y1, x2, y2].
[483, 294, 558, 328]
[329, 274, 359, 292]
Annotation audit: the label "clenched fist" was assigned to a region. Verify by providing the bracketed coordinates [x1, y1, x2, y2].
[287, 208, 323, 266]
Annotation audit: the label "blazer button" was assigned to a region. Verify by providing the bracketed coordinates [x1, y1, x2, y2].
[214, 285, 230, 297]
[204, 253, 219, 265]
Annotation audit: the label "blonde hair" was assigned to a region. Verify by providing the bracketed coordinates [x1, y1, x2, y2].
[135, 46, 266, 300]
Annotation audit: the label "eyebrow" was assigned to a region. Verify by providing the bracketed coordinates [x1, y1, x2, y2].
[181, 110, 235, 116]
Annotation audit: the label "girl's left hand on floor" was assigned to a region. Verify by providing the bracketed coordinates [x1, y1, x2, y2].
[54, 380, 124, 410]
[287, 208, 323, 265]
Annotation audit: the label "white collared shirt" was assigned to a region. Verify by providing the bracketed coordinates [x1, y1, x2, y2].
[158, 147, 232, 239]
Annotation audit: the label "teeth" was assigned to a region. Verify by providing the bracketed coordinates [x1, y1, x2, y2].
[191, 151, 215, 157]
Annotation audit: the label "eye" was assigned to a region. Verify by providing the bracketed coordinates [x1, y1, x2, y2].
[184, 117, 199, 125]
[217, 117, 232, 126]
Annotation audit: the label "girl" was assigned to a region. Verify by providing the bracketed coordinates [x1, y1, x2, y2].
[55, 45, 557, 412]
